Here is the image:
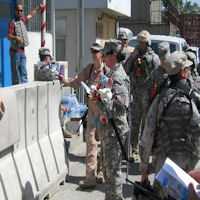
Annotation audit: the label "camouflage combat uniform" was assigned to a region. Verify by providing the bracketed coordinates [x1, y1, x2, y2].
[140, 52, 200, 199]
[121, 46, 132, 66]
[34, 61, 58, 81]
[143, 65, 168, 119]
[63, 43, 108, 188]
[143, 42, 170, 118]
[124, 45, 160, 154]
[34, 48, 59, 81]
[97, 63, 130, 200]
[117, 31, 132, 66]
[65, 62, 108, 181]
[186, 51, 200, 85]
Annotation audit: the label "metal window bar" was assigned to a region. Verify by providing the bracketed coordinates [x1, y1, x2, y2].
[16, 0, 51, 33]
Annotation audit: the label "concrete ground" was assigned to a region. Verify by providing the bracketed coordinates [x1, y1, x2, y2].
[50, 130, 155, 200]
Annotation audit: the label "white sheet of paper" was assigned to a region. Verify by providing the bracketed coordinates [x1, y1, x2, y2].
[80, 81, 92, 97]
[156, 157, 200, 200]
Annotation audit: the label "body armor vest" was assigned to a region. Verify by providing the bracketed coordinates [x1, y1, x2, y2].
[153, 86, 200, 159]
[127, 46, 160, 89]
[11, 19, 29, 50]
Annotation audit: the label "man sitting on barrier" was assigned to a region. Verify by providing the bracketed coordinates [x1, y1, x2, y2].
[34, 48, 59, 81]
[35, 48, 72, 138]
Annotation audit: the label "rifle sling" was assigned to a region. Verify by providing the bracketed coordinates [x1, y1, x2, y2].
[76, 109, 88, 133]
[110, 118, 130, 162]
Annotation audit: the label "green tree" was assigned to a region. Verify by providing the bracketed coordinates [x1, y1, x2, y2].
[162, 0, 200, 14]
[182, 1, 199, 14]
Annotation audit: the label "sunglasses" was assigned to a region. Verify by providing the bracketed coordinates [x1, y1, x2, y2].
[16, 9, 23, 13]
[91, 50, 99, 54]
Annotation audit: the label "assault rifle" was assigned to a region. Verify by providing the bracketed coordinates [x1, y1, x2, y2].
[110, 117, 134, 183]
[126, 178, 164, 200]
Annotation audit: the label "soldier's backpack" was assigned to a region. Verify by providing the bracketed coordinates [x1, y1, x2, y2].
[34, 62, 59, 81]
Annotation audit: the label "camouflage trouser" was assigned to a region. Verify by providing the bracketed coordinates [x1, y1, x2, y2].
[130, 89, 144, 154]
[101, 135, 123, 200]
[152, 154, 200, 199]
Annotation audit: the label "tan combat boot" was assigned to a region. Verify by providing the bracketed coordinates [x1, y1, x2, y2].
[79, 178, 96, 189]
[96, 171, 103, 184]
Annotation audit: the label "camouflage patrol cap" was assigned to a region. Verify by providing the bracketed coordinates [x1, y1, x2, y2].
[118, 32, 128, 40]
[90, 42, 103, 51]
[137, 30, 151, 46]
[102, 39, 121, 54]
[39, 48, 51, 56]
[164, 51, 193, 75]
[158, 42, 170, 60]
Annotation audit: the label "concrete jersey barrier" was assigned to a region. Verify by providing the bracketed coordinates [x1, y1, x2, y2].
[0, 81, 68, 200]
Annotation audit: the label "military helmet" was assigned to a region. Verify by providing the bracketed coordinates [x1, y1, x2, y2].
[39, 47, 53, 61]
[118, 32, 128, 40]
[39, 48, 51, 56]
[158, 42, 170, 60]
[165, 51, 193, 75]
[90, 42, 103, 51]
[102, 39, 121, 54]
[137, 30, 151, 46]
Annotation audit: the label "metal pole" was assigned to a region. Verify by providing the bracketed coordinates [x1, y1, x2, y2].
[41, 0, 46, 47]
[77, 0, 84, 103]
[51, 0, 56, 57]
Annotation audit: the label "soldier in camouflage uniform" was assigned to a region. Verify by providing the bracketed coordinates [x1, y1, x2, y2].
[95, 39, 130, 200]
[186, 51, 200, 85]
[183, 44, 200, 76]
[140, 51, 200, 199]
[34, 48, 59, 81]
[124, 30, 160, 160]
[143, 42, 170, 118]
[118, 31, 132, 66]
[61, 43, 108, 189]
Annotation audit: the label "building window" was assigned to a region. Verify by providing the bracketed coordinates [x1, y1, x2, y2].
[56, 39, 66, 61]
[56, 18, 67, 61]
[16, 0, 51, 32]
[0, 2, 11, 18]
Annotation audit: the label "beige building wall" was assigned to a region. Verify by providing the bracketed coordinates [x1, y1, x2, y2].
[96, 16, 117, 45]
[56, 9, 117, 78]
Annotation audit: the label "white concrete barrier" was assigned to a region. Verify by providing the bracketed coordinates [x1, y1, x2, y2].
[25, 84, 50, 197]
[48, 81, 68, 177]
[0, 87, 20, 151]
[12, 84, 37, 200]
[0, 81, 68, 200]
[0, 87, 21, 200]
[36, 82, 65, 199]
